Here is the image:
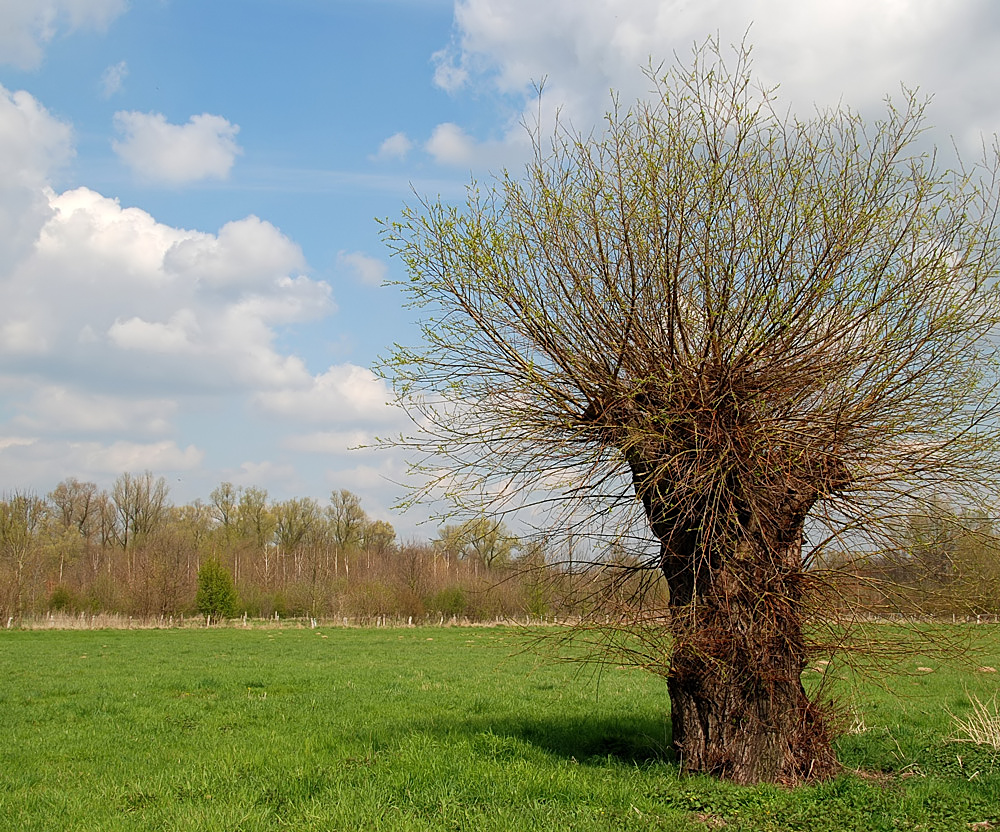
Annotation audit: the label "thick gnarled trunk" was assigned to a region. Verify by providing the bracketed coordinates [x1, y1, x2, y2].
[615, 409, 849, 783]
[661, 530, 837, 784]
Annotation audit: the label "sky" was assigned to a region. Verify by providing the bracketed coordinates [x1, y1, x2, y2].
[2, 0, 1000, 534]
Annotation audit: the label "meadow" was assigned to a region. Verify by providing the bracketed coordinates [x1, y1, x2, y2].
[0, 625, 998, 831]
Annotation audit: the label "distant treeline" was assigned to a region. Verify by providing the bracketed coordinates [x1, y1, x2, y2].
[816, 503, 1000, 619]
[0, 472, 571, 624]
[2, 474, 999, 625]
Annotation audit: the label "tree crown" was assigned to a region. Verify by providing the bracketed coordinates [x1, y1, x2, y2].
[380, 39, 1000, 564]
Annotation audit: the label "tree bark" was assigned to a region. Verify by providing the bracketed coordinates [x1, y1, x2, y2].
[626, 448, 841, 784]
[662, 531, 837, 784]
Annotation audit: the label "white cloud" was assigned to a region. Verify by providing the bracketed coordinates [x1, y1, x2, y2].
[0, 81, 406, 511]
[108, 309, 200, 354]
[0, 318, 49, 354]
[229, 460, 298, 492]
[72, 440, 204, 474]
[0, 0, 127, 70]
[255, 364, 400, 426]
[38, 186, 189, 278]
[0, 437, 203, 484]
[337, 250, 387, 287]
[0, 184, 333, 396]
[100, 59, 127, 97]
[323, 458, 409, 497]
[0, 436, 35, 452]
[0, 87, 73, 183]
[432, 46, 470, 92]
[424, 121, 521, 169]
[430, 0, 1000, 165]
[425, 122, 476, 166]
[373, 131, 414, 161]
[14, 387, 175, 435]
[112, 111, 243, 184]
[165, 216, 307, 291]
[0, 85, 73, 273]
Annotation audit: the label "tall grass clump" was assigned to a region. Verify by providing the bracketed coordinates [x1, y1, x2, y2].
[952, 692, 1000, 750]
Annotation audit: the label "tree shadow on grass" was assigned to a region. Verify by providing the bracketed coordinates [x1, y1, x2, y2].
[450, 712, 677, 766]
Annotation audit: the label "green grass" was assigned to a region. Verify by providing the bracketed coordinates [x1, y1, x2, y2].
[0, 625, 998, 831]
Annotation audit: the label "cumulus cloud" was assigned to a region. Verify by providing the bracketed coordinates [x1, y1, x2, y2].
[373, 131, 414, 161]
[337, 250, 387, 287]
[255, 364, 399, 426]
[0, 0, 127, 70]
[429, 0, 1000, 165]
[425, 122, 476, 166]
[112, 111, 243, 184]
[165, 216, 308, 291]
[0, 85, 73, 272]
[0, 184, 332, 395]
[0, 79, 407, 507]
[108, 309, 200, 354]
[0, 318, 49, 354]
[0, 86, 73, 182]
[323, 458, 409, 497]
[229, 460, 298, 491]
[424, 121, 524, 169]
[432, 47, 470, 93]
[0, 159, 336, 492]
[100, 59, 127, 97]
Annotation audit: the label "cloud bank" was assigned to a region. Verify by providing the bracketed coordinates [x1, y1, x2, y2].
[424, 0, 1000, 167]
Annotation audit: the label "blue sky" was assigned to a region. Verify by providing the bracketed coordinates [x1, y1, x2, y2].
[2, 0, 1000, 534]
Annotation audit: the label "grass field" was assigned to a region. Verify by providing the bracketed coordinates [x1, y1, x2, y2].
[0, 625, 998, 831]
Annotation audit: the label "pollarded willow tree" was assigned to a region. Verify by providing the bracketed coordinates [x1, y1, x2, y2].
[378, 41, 1000, 784]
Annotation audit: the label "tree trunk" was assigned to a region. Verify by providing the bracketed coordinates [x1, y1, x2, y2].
[619, 437, 845, 784]
[661, 527, 837, 784]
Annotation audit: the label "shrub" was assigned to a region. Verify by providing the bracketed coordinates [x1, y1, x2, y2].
[48, 584, 76, 612]
[195, 558, 239, 619]
[429, 586, 467, 618]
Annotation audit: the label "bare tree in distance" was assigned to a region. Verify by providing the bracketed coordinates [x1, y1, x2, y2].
[377, 38, 1000, 784]
[111, 471, 169, 582]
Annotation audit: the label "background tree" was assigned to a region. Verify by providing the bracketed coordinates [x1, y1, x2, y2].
[111, 471, 169, 582]
[434, 517, 519, 571]
[379, 40, 1000, 783]
[0, 492, 46, 620]
[235, 486, 275, 587]
[209, 482, 240, 544]
[327, 489, 368, 573]
[272, 497, 322, 584]
[48, 478, 99, 539]
[863, 501, 1000, 617]
[47, 478, 100, 585]
[362, 519, 397, 560]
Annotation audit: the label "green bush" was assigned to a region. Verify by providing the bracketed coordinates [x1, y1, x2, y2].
[48, 584, 76, 612]
[429, 586, 467, 617]
[195, 558, 239, 619]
